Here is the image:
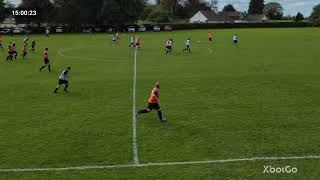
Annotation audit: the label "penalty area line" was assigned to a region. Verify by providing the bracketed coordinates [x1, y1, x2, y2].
[0, 155, 319, 172]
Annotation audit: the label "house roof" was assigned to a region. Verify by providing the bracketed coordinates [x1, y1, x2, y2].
[247, 14, 267, 21]
[199, 11, 224, 21]
[218, 11, 243, 21]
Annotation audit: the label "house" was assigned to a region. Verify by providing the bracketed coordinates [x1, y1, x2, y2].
[189, 11, 224, 23]
[218, 11, 244, 22]
[246, 14, 268, 22]
[190, 10, 269, 24]
[0, 17, 16, 28]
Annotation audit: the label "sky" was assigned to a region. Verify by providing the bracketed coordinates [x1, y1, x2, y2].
[8, 0, 320, 16]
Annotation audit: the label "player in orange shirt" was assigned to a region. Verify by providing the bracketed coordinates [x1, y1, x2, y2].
[6, 42, 13, 61]
[208, 32, 213, 42]
[135, 36, 141, 48]
[136, 82, 166, 122]
[21, 45, 27, 59]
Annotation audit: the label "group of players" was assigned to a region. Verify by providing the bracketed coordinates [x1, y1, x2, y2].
[0, 30, 240, 123]
[0, 36, 36, 61]
[0, 34, 70, 94]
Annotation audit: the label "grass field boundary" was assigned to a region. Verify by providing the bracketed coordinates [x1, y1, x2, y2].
[132, 47, 139, 165]
[1, 155, 319, 172]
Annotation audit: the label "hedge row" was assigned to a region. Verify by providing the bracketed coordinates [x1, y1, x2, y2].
[3, 21, 312, 34]
[142, 21, 311, 30]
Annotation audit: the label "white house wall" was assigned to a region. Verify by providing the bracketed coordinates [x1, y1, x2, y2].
[190, 12, 208, 23]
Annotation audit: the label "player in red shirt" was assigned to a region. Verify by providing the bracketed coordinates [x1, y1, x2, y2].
[136, 82, 166, 122]
[39, 48, 51, 72]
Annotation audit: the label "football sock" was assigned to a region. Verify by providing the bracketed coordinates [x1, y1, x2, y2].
[40, 66, 46, 71]
[158, 110, 163, 120]
[138, 109, 149, 114]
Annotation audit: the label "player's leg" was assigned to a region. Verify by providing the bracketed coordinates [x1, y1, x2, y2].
[64, 81, 69, 92]
[137, 103, 152, 116]
[39, 62, 47, 71]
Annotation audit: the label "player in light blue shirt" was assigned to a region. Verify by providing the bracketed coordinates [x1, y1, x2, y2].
[54, 66, 71, 93]
[233, 34, 238, 48]
[183, 38, 191, 53]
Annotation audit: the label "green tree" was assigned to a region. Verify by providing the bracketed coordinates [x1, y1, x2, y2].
[263, 2, 283, 20]
[0, 0, 9, 22]
[248, 0, 264, 14]
[99, 0, 146, 25]
[310, 4, 320, 26]
[16, 0, 55, 26]
[295, 12, 304, 22]
[223, 4, 236, 12]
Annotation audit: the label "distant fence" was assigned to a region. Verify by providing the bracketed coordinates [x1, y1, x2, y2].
[0, 22, 313, 34]
[143, 21, 312, 30]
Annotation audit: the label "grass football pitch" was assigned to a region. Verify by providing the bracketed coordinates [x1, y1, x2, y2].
[0, 28, 320, 179]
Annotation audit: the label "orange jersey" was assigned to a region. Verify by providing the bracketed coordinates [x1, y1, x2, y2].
[22, 47, 27, 52]
[135, 37, 141, 44]
[148, 87, 160, 103]
[8, 45, 13, 52]
[208, 32, 213, 38]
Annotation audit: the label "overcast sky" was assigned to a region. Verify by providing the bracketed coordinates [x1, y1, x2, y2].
[9, 0, 319, 16]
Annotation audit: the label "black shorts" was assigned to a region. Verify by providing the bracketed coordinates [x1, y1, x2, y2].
[209, 38, 212, 41]
[23, 52, 27, 56]
[59, 79, 68, 85]
[44, 59, 49, 64]
[233, 40, 238, 44]
[166, 46, 172, 50]
[147, 103, 160, 111]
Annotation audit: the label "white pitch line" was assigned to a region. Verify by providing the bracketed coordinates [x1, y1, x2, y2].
[1, 155, 319, 172]
[132, 46, 139, 165]
[57, 48, 126, 63]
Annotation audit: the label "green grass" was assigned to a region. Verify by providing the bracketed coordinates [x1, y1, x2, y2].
[0, 28, 320, 179]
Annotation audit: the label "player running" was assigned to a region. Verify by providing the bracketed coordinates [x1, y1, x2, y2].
[6, 43, 13, 61]
[136, 82, 166, 123]
[183, 38, 191, 53]
[233, 34, 238, 48]
[30, 40, 36, 53]
[39, 48, 51, 72]
[54, 66, 71, 93]
[112, 34, 117, 44]
[21, 45, 27, 60]
[165, 38, 173, 54]
[129, 36, 135, 47]
[135, 36, 141, 48]
[12, 41, 18, 59]
[23, 36, 29, 46]
[115, 32, 120, 41]
[208, 32, 213, 42]
[46, 28, 50, 37]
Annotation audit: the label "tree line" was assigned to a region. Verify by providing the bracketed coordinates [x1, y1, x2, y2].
[0, 0, 319, 26]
